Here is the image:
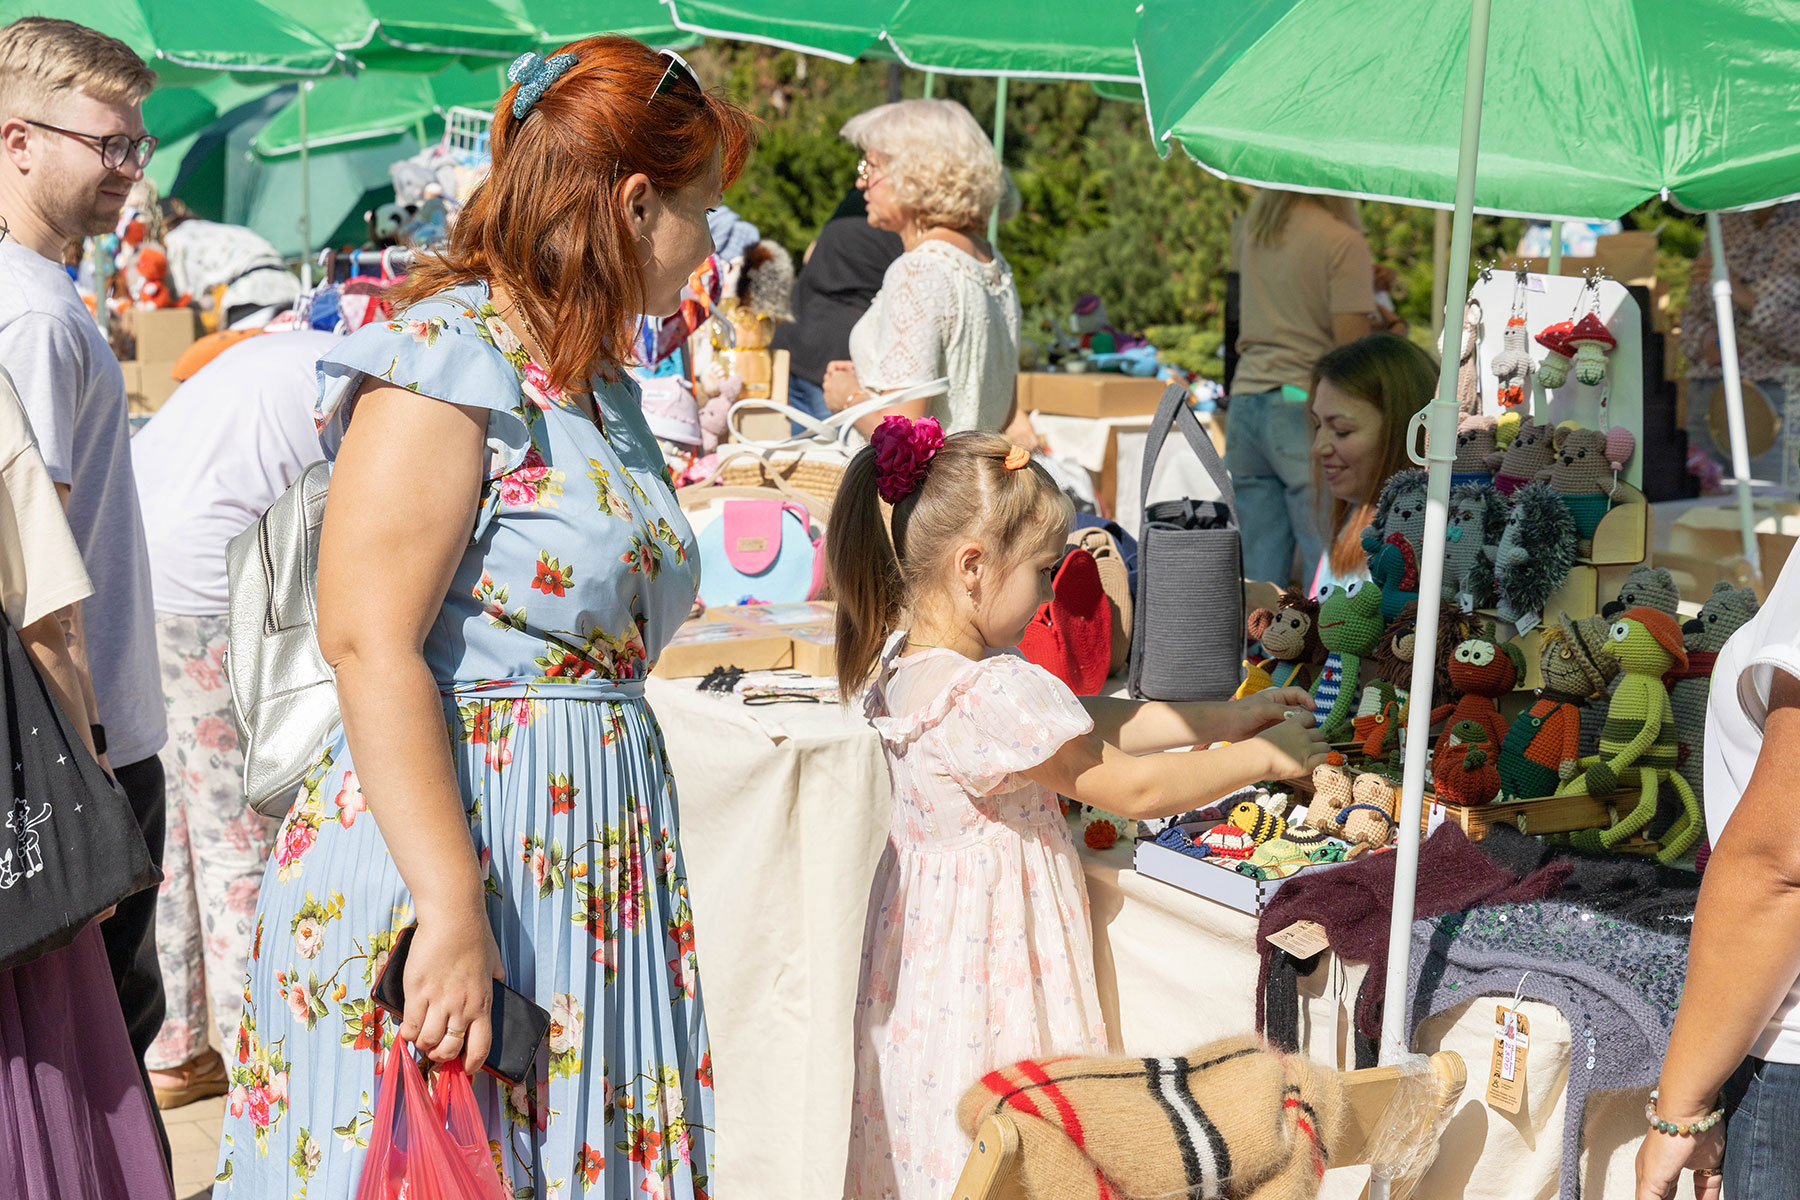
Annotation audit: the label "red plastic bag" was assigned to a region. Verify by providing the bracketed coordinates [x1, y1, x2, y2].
[356, 1040, 508, 1200]
[432, 1061, 508, 1198]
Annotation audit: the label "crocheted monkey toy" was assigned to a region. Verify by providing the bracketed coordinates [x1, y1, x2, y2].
[1237, 589, 1328, 698]
[1430, 637, 1523, 785]
[1434, 720, 1502, 806]
[1562, 608, 1702, 864]
[1362, 470, 1428, 623]
[1493, 482, 1578, 633]
[1309, 580, 1388, 743]
[1490, 414, 1555, 497]
[1497, 614, 1614, 800]
[1669, 583, 1759, 808]
[1444, 480, 1510, 612]
[1537, 424, 1615, 547]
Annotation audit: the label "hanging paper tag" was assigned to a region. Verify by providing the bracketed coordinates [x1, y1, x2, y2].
[1486, 1005, 1531, 1114]
[1524, 274, 1546, 293]
[1267, 920, 1330, 960]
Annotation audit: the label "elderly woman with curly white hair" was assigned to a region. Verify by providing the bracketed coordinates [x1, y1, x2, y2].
[821, 98, 1024, 440]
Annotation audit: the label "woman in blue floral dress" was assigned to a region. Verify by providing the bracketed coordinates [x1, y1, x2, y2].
[215, 38, 754, 1199]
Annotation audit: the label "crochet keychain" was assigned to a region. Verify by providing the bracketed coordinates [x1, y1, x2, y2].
[1456, 295, 1485, 414]
[1490, 266, 1534, 409]
[1567, 271, 1617, 387]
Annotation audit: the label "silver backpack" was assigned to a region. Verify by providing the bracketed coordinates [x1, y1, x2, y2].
[224, 460, 338, 818]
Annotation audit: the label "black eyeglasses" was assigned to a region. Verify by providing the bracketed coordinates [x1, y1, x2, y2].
[648, 49, 703, 104]
[24, 120, 157, 171]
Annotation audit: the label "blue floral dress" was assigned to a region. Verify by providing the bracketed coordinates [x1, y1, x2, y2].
[214, 282, 713, 1200]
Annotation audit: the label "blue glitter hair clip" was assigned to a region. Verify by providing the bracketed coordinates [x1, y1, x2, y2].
[508, 51, 578, 120]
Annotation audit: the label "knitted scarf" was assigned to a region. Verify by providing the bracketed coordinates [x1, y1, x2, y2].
[1406, 901, 1688, 1200]
[1255, 824, 1572, 1066]
[1472, 826, 1700, 938]
[958, 1034, 1345, 1200]
[1662, 650, 1718, 688]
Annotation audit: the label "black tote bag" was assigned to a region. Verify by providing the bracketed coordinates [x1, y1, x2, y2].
[0, 610, 159, 972]
[1127, 382, 1245, 701]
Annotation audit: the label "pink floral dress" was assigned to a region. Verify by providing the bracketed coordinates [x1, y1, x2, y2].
[844, 638, 1109, 1200]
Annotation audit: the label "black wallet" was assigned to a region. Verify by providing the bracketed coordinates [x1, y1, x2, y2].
[371, 924, 551, 1086]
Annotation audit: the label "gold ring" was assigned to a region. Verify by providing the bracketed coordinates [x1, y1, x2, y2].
[1693, 1168, 1722, 1178]
[445, 1027, 467, 1040]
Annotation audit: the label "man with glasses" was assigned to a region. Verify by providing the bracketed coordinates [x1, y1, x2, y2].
[0, 15, 170, 1164]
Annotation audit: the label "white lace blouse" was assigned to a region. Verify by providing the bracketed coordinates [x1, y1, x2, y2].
[847, 239, 1022, 434]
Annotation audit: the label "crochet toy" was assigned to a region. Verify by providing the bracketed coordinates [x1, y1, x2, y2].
[1236, 589, 1327, 698]
[1307, 764, 1355, 834]
[1228, 798, 1288, 845]
[1198, 824, 1257, 860]
[1455, 299, 1483, 414]
[1601, 564, 1680, 620]
[1491, 315, 1535, 409]
[1430, 637, 1522, 784]
[133, 246, 180, 308]
[1362, 469, 1428, 623]
[1561, 608, 1702, 865]
[1670, 583, 1759, 808]
[1351, 679, 1405, 764]
[1537, 424, 1615, 546]
[1535, 319, 1578, 389]
[1309, 580, 1387, 742]
[1567, 311, 1617, 387]
[1305, 765, 1396, 854]
[1434, 720, 1502, 806]
[1491, 415, 1555, 497]
[1444, 480, 1510, 612]
[1452, 414, 1500, 485]
[1370, 603, 1483, 701]
[1493, 482, 1578, 633]
[1497, 614, 1615, 800]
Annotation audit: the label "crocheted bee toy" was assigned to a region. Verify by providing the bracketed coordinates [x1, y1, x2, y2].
[1561, 608, 1702, 864]
[1362, 470, 1428, 623]
[1434, 721, 1502, 806]
[1430, 637, 1522, 785]
[1537, 425, 1615, 547]
[1236, 589, 1328, 698]
[1453, 415, 1500, 485]
[1310, 580, 1388, 742]
[1227, 798, 1288, 845]
[1670, 583, 1759, 807]
[1497, 614, 1615, 800]
[1444, 480, 1510, 612]
[1493, 482, 1578, 633]
[1491, 415, 1555, 497]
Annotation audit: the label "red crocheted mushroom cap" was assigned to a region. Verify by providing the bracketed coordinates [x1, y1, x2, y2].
[1535, 319, 1577, 355]
[1567, 312, 1617, 350]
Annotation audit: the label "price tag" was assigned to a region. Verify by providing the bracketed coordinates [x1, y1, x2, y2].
[1525, 274, 1547, 293]
[1486, 1005, 1530, 1114]
[1267, 919, 1330, 960]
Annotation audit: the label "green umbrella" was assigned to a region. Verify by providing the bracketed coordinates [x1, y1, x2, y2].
[252, 63, 503, 155]
[517, 0, 695, 50]
[259, 0, 536, 70]
[1, 0, 343, 81]
[661, 0, 880, 62]
[880, 0, 1140, 81]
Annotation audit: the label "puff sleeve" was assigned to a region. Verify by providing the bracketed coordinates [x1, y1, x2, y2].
[933, 654, 1095, 797]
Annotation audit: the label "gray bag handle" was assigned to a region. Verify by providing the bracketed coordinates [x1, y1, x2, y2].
[1137, 382, 1235, 513]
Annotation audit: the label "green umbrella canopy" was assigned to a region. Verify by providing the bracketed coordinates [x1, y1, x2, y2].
[259, 0, 536, 70]
[518, 0, 695, 51]
[881, 0, 1140, 81]
[1136, 0, 1800, 220]
[252, 63, 503, 155]
[0, 0, 342, 82]
[142, 74, 280, 142]
[662, 0, 880, 62]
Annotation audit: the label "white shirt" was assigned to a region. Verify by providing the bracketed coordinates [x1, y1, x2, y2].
[849, 240, 1021, 435]
[0, 366, 92, 629]
[0, 239, 165, 766]
[163, 219, 299, 315]
[1705, 547, 1800, 1062]
[132, 331, 337, 615]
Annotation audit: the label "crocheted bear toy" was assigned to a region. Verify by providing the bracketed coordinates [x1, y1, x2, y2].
[1493, 482, 1578, 633]
[1497, 614, 1615, 800]
[1561, 608, 1702, 864]
[1434, 720, 1502, 806]
[1601, 564, 1680, 620]
[1430, 637, 1523, 785]
[1453, 414, 1500, 484]
[1363, 470, 1428, 623]
[1537, 424, 1615, 545]
[1491, 415, 1555, 497]
[1670, 583, 1759, 807]
[1237, 589, 1328, 698]
[1309, 580, 1388, 742]
[1303, 765, 1396, 854]
[1444, 480, 1510, 612]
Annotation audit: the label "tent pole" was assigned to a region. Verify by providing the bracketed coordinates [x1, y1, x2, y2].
[298, 82, 313, 290]
[414, 118, 428, 147]
[987, 76, 1007, 244]
[1431, 209, 1450, 340]
[1706, 211, 1763, 582]
[1530, 219, 1564, 421]
[1375, 0, 1492, 1084]
[923, 70, 936, 99]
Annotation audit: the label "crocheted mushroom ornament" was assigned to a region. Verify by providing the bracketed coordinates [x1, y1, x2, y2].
[1567, 312, 1617, 387]
[1535, 319, 1578, 388]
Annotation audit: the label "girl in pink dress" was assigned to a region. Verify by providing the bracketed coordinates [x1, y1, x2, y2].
[828, 418, 1334, 1200]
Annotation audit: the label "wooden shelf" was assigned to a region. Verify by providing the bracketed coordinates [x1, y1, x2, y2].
[1425, 791, 1614, 840]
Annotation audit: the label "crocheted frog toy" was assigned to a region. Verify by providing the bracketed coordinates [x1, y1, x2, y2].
[1444, 480, 1510, 612]
[1453, 415, 1500, 485]
[1670, 582, 1759, 808]
[1434, 720, 1502, 806]
[1236, 589, 1328, 698]
[1537, 424, 1615, 546]
[1561, 608, 1702, 864]
[1493, 482, 1578, 633]
[1491, 415, 1555, 497]
[1497, 614, 1615, 800]
[1430, 637, 1522, 785]
[1362, 470, 1428, 623]
[1310, 579, 1388, 742]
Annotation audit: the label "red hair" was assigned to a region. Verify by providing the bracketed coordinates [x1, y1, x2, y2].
[391, 37, 756, 392]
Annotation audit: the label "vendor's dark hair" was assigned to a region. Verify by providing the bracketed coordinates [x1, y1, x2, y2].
[1311, 333, 1439, 576]
[828, 432, 1072, 695]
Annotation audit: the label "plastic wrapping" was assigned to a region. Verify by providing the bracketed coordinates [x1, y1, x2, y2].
[1363, 1053, 1458, 1198]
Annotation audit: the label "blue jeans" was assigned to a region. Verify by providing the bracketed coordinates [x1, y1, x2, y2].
[1223, 387, 1326, 585]
[1723, 1055, 1800, 1196]
[787, 375, 829, 435]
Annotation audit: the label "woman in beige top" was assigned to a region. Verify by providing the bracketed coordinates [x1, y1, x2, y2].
[1227, 190, 1378, 585]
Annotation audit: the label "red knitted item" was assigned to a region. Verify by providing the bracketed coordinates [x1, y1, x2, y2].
[1018, 549, 1113, 695]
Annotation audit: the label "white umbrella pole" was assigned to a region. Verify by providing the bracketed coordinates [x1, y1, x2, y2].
[1375, 0, 1492, 1072]
[299, 81, 314, 291]
[923, 70, 936, 98]
[987, 76, 1008, 244]
[1705, 212, 1762, 582]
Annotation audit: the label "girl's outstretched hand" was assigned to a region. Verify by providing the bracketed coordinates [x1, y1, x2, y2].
[1231, 687, 1317, 737]
[1255, 710, 1333, 780]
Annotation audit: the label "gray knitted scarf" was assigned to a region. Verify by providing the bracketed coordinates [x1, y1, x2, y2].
[1404, 901, 1688, 1200]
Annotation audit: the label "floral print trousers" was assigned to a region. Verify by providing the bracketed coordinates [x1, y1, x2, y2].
[147, 612, 282, 1072]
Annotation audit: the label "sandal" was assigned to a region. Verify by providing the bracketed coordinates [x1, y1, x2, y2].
[150, 1047, 228, 1110]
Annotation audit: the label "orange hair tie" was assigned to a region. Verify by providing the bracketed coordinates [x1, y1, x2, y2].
[1003, 445, 1032, 471]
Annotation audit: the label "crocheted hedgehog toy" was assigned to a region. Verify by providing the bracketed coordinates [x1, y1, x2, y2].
[1444, 480, 1510, 612]
[1491, 415, 1555, 497]
[1453, 415, 1500, 485]
[1430, 637, 1523, 785]
[1537, 425, 1615, 546]
[1237, 589, 1328, 698]
[1670, 582, 1759, 808]
[1497, 613, 1615, 800]
[1493, 482, 1578, 633]
[1434, 720, 1502, 806]
[1363, 470, 1428, 623]
[1310, 580, 1388, 742]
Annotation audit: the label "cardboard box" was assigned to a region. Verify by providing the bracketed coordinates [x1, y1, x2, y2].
[651, 619, 793, 679]
[1501, 230, 1667, 330]
[703, 602, 840, 677]
[1132, 818, 1354, 916]
[1016, 372, 1171, 419]
[123, 360, 181, 417]
[127, 307, 200, 362]
[786, 622, 836, 677]
[703, 600, 835, 627]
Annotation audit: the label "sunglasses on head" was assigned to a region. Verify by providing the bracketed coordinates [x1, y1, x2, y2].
[648, 48, 703, 104]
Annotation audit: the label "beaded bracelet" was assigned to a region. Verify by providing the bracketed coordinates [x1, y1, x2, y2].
[1645, 1089, 1724, 1137]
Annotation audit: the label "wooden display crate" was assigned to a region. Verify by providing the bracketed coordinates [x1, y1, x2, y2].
[1424, 791, 1614, 840]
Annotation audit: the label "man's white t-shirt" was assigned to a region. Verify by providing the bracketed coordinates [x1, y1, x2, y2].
[0, 239, 165, 766]
[1705, 549, 1800, 1063]
[132, 331, 337, 615]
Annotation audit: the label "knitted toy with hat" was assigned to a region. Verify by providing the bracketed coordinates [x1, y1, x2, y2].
[1434, 720, 1502, 806]
[1491, 314, 1535, 409]
[1444, 480, 1510, 612]
[1491, 414, 1555, 497]
[1669, 583, 1759, 809]
[1430, 637, 1523, 785]
[1493, 482, 1578, 633]
[1309, 580, 1387, 742]
[1362, 470, 1428, 623]
[958, 1034, 1346, 1200]
[1537, 425, 1615, 546]
[1237, 589, 1328, 698]
[1561, 608, 1702, 864]
[1498, 614, 1615, 800]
